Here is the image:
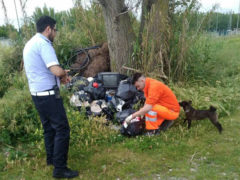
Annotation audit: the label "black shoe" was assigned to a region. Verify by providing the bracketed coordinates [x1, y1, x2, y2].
[53, 168, 79, 179]
[158, 120, 174, 131]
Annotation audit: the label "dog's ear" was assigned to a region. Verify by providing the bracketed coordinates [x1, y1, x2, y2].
[179, 101, 187, 107]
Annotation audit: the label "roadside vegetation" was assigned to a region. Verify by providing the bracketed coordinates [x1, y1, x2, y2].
[0, 1, 240, 179]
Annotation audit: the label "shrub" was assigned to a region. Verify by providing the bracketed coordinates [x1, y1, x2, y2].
[0, 41, 25, 97]
[0, 45, 13, 97]
[0, 75, 41, 145]
[0, 71, 12, 98]
[184, 35, 216, 82]
[171, 78, 240, 117]
[0, 43, 23, 74]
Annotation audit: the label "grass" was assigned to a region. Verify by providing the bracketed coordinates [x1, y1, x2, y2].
[1, 35, 240, 179]
[0, 111, 240, 179]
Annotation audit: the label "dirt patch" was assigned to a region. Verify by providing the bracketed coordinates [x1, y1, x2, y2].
[71, 42, 110, 77]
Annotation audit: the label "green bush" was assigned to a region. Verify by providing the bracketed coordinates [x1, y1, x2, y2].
[0, 45, 13, 97]
[67, 108, 123, 152]
[0, 43, 23, 74]
[0, 71, 12, 98]
[0, 41, 24, 97]
[185, 35, 216, 82]
[171, 77, 240, 117]
[0, 76, 41, 145]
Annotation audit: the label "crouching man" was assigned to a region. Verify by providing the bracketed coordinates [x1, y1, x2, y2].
[125, 73, 180, 136]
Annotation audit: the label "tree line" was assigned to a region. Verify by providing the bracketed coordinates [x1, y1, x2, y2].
[0, 0, 237, 81]
[1, 10, 238, 38]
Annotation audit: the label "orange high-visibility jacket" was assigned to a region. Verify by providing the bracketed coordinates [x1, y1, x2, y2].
[143, 78, 180, 113]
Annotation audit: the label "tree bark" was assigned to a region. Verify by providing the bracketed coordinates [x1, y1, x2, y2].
[98, 0, 136, 72]
[138, 0, 155, 46]
[141, 0, 170, 79]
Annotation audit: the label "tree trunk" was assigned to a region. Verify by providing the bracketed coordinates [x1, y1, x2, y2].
[98, 0, 135, 72]
[141, 0, 170, 80]
[138, 0, 155, 46]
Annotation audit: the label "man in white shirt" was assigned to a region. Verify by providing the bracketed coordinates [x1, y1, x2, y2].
[23, 16, 78, 179]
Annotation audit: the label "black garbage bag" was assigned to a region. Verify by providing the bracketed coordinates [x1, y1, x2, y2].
[83, 79, 105, 100]
[116, 78, 137, 101]
[120, 117, 145, 137]
[108, 96, 125, 112]
[90, 100, 115, 121]
[130, 91, 145, 107]
[117, 90, 145, 110]
[65, 76, 89, 91]
[116, 109, 136, 124]
[79, 91, 92, 103]
[101, 107, 115, 122]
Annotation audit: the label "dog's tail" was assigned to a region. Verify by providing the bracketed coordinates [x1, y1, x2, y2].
[209, 106, 216, 112]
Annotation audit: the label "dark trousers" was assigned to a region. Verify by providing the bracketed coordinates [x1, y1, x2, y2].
[32, 95, 70, 170]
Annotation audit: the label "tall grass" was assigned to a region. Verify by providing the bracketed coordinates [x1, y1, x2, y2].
[131, 0, 216, 82]
[0, 73, 41, 145]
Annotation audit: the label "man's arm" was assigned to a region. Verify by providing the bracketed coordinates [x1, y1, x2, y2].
[49, 65, 70, 84]
[132, 104, 152, 118]
[124, 104, 152, 124]
[49, 65, 66, 77]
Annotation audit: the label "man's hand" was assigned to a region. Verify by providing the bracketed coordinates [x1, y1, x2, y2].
[60, 70, 71, 84]
[124, 114, 133, 124]
[60, 75, 71, 84]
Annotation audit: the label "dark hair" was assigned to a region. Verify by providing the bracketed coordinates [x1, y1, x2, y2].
[36, 16, 56, 33]
[132, 72, 144, 84]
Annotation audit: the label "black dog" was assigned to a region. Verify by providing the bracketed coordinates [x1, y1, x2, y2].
[179, 101, 223, 133]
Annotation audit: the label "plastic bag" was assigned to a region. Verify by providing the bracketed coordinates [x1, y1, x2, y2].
[83, 79, 106, 100]
[120, 117, 145, 136]
[90, 100, 107, 116]
[116, 109, 136, 124]
[70, 90, 91, 107]
[108, 96, 125, 112]
[116, 78, 137, 101]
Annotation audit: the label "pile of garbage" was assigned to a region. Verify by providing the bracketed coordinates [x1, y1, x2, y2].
[66, 72, 145, 136]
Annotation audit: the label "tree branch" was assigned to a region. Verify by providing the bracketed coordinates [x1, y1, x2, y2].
[122, 65, 168, 79]
[115, 0, 141, 18]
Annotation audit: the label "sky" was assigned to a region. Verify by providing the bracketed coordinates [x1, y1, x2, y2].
[0, 0, 74, 27]
[0, 0, 240, 27]
[199, 0, 240, 13]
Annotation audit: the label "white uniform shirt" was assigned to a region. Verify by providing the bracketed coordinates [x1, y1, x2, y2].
[23, 33, 60, 93]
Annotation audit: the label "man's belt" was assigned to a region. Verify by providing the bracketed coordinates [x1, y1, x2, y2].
[31, 90, 55, 96]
